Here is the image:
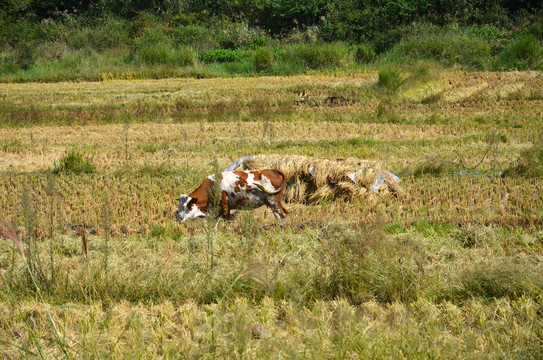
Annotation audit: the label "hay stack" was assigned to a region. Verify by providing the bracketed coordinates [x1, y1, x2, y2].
[230, 155, 404, 203]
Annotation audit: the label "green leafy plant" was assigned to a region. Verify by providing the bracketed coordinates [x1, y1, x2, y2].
[201, 48, 243, 63]
[52, 150, 95, 174]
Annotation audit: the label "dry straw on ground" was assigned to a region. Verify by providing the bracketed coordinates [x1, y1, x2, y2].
[236, 155, 404, 203]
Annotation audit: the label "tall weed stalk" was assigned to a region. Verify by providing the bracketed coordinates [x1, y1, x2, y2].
[101, 190, 112, 296]
[45, 174, 58, 283]
[22, 186, 45, 287]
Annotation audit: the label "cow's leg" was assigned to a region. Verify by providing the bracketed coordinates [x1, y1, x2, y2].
[277, 202, 288, 219]
[273, 193, 288, 219]
[273, 203, 288, 220]
[265, 197, 287, 220]
[220, 190, 231, 220]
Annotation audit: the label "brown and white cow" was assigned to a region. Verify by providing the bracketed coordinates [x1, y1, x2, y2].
[176, 169, 288, 222]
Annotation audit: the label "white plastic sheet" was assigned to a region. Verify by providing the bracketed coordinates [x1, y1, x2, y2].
[225, 156, 253, 171]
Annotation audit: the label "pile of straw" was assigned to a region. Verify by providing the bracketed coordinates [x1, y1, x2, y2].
[231, 155, 404, 203]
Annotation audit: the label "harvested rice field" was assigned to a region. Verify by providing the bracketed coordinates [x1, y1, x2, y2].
[1, 71, 543, 359]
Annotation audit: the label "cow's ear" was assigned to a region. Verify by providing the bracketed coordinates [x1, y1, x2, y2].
[187, 197, 198, 209]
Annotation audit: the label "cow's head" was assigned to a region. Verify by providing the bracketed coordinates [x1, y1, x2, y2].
[175, 195, 205, 222]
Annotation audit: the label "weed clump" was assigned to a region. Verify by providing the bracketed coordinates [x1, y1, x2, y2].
[252, 47, 274, 72]
[377, 66, 403, 91]
[52, 150, 95, 175]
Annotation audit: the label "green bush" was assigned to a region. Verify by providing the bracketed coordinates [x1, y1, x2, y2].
[354, 44, 376, 63]
[52, 150, 95, 174]
[4, 6, 543, 80]
[64, 16, 129, 52]
[15, 41, 36, 70]
[35, 41, 70, 61]
[252, 47, 273, 72]
[137, 43, 172, 65]
[282, 43, 349, 70]
[526, 16, 543, 40]
[270, 60, 299, 75]
[172, 24, 218, 50]
[201, 48, 243, 63]
[215, 21, 265, 49]
[0, 48, 18, 74]
[371, 26, 406, 54]
[494, 35, 543, 70]
[59, 49, 101, 71]
[384, 31, 491, 69]
[246, 36, 268, 49]
[465, 24, 512, 54]
[131, 26, 195, 66]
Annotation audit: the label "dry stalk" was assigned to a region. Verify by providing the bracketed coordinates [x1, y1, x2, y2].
[77, 227, 88, 261]
[1, 220, 25, 257]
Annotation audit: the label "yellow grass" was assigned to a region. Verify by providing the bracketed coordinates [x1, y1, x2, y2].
[1, 71, 542, 359]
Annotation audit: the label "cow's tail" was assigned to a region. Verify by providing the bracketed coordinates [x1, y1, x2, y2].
[255, 170, 286, 195]
[254, 183, 282, 195]
[274, 169, 287, 188]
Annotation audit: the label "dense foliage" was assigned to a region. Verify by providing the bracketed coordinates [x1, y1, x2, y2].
[0, 1, 542, 80]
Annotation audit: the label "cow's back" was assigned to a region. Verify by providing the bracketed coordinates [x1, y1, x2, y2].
[257, 169, 286, 189]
